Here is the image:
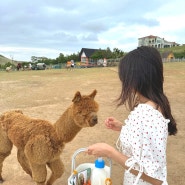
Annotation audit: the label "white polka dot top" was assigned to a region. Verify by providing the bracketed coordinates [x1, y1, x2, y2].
[117, 104, 170, 185]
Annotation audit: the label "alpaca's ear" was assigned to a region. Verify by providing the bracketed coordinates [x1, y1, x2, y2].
[89, 89, 97, 99]
[72, 91, 82, 103]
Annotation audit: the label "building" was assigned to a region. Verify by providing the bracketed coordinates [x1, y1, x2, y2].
[138, 35, 180, 48]
[79, 48, 98, 64]
[79, 48, 107, 67]
[161, 51, 175, 61]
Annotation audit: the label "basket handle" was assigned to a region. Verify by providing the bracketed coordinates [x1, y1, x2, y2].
[71, 147, 112, 176]
[71, 148, 87, 173]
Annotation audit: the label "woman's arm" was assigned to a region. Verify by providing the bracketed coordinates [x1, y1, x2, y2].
[87, 143, 163, 185]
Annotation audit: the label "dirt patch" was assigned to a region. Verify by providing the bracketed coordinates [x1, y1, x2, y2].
[0, 64, 185, 185]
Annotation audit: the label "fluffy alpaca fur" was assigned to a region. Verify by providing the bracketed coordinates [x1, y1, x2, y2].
[0, 90, 99, 185]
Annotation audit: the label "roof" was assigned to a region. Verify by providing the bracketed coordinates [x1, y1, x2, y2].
[79, 48, 99, 57]
[138, 35, 158, 39]
[167, 41, 180, 45]
[161, 51, 174, 58]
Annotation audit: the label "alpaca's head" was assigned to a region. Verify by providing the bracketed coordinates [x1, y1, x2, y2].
[72, 90, 99, 128]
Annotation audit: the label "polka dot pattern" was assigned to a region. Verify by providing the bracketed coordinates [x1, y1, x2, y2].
[117, 104, 170, 185]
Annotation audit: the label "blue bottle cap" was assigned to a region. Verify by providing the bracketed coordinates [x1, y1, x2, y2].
[95, 158, 105, 168]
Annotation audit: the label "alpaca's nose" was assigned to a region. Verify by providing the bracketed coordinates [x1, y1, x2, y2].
[92, 116, 98, 124]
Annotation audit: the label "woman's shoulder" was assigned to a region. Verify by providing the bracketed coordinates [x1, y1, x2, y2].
[125, 103, 170, 128]
[134, 103, 160, 116]
[131, 103, 169, 122]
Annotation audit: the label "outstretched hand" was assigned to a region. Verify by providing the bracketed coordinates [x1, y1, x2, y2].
[104, 117, 122, 131]
[86, 143, 114, 158]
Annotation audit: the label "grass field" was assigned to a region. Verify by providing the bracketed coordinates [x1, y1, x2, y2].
[0, 63, 185, 185]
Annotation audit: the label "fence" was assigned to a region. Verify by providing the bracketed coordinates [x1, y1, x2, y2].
[162, 58, 185, 62]
[106, 58, 185, 67]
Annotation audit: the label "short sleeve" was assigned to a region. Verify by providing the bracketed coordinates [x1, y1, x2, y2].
[123, 104, 169, 181]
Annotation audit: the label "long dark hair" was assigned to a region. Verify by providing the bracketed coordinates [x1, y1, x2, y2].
[118, 46, 177, 135]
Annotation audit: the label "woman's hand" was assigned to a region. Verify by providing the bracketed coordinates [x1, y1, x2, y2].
[104, 117, 123, 131]
[86, 143, 114, 158]
[86, 143, 128, 167]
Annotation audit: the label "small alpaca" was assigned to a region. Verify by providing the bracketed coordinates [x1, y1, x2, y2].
[0, 90, 99, 185]
[5, 66, 12, 72]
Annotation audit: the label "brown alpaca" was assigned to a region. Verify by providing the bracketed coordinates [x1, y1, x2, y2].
[0, 90, 99, 185]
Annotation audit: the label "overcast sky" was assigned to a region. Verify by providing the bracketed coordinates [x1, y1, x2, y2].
[0, 0, 185, 62]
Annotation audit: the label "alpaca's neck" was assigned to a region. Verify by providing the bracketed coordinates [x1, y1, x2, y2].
[53, 106, 82, 143]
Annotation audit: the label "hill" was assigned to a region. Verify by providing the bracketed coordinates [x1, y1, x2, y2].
[158, 45, 185, 53]
[0, 55, 12, 65]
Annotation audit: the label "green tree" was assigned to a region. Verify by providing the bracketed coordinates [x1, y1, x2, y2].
[56, 53, 65, 64]
[104, 47, 113, 59]
[112, 48, 124, 58]
[4, 62, 15, 68]
[42, 58, 56, 65]
[91, 49, 105, 60]
[174, 50, 185, 59]
[65, 52, 80, 62]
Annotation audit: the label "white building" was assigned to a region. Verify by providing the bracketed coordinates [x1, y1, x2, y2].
[138, 35, 180, 48]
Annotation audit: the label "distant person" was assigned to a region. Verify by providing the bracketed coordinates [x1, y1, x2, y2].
[28, 63, 32, 70]
[71, 60, 75, 70]
[86, 46, 177, 185]
[66, 61, 72, 70]
[17, 63, 21, 71]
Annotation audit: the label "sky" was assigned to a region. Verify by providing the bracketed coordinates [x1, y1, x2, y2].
[0, 0, 185, 62]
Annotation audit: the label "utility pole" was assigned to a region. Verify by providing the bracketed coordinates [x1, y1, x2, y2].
[10, 55, 14, 64]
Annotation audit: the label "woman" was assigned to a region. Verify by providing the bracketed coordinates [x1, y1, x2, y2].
[86, 46, 177, 185]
